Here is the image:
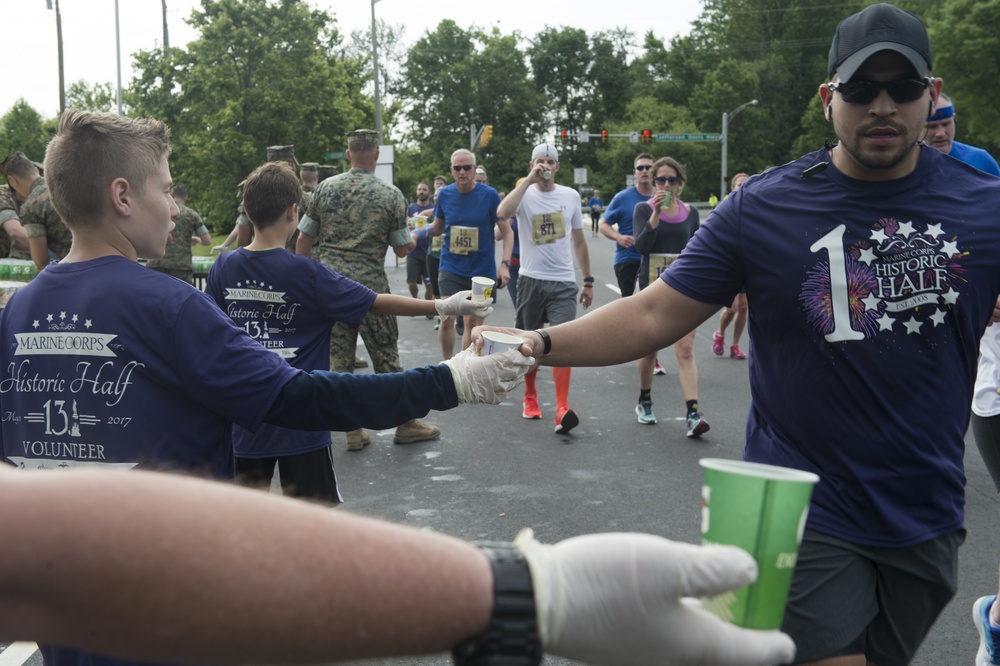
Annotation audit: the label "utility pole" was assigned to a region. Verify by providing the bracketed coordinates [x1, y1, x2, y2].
[720, 99, 758, 197]
[115, 0, 123, 115]
[370, 0, 383, 142]
[162, 0, 170, 49]
[46, 0, 66, 113]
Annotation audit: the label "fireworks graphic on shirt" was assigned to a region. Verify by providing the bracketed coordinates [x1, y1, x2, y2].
[799, 218, 965, 339]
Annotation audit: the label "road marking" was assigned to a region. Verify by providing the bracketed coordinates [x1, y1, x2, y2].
[605, 282, 621, 296]
[0, 642, 38, 665]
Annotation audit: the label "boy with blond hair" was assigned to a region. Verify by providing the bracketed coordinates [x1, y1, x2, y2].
[0, 110, 530, 666]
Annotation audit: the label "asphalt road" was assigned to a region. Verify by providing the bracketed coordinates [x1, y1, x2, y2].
[3, 230, 1000, 665]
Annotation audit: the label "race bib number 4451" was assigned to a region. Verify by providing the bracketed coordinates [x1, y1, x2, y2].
[450, 226, 479, 255]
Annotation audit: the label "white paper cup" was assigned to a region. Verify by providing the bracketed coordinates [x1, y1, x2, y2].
[480, 331, 523, 356]
[471, 276, 494, 302]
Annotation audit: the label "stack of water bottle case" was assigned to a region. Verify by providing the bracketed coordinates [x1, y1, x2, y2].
[0, 258, 37, 308]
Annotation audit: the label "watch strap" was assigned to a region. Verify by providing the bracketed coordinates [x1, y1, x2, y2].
[534, 329, 551, 356]
[452, 542, 542, 666]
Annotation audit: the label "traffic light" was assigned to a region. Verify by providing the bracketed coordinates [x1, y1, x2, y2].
[640, 129, 652, 145]
[480, 124, 493, 148]
[601, 129, 609, 144]
[560, 130, 569, 145]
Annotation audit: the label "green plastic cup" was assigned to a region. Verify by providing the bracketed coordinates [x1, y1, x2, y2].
[699, 458, 819, 629]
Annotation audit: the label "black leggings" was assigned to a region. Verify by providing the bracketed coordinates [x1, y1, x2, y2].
[971, 413, 1000, 493]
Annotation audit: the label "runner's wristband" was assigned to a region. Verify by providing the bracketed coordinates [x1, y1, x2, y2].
[534, 329, 551, 356]
[452, 542, 542, 666]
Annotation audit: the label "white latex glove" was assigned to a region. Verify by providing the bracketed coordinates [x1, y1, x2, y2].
[442, 345, 533, 404]
[435, 290, 493, 318]
[514, 529, 796, 666]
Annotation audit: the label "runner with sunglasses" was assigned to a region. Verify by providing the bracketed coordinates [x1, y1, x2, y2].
[427, 149, 514, 360]
[631, 157, 709, 437]
[476, 5, 1000, 663]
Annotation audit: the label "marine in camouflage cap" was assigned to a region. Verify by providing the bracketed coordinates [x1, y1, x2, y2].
[266, 145, 296, 165]
[346, 129, 379, 152]
[317, 165, 337, 182]
[297, 127, 410, 372]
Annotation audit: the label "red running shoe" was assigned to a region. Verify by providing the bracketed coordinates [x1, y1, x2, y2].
[522, 395, 542, 419]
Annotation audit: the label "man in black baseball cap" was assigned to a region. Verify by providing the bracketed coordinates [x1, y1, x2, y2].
[819, 2, 940, 180]
[475, 4, 1000, 665]
[827, 3, 932, 83]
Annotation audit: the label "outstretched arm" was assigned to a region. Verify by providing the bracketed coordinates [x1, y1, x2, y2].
[0, 467, 492, 664]
[476, 279, 721, 367]
[0, 467, 795, 666]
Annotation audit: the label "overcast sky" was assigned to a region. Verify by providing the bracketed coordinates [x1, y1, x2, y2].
[6, 0, 703, 119]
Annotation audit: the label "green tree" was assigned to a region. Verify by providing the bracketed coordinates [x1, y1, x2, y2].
[928, 0, 1000, 155]
[0, 100, 49, 163]
[528, 26, 592, 136]
[393, 22, 543, 194]
[674, 0, 852, 176]
[130, 0, 367, 231]
[65, 80, 116, 113]
[790, 93, 833, 160]
[346, 18, 407, 138]
[588, 29, 635, 125]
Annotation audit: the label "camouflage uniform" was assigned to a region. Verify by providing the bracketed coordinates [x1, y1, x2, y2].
[0, 185, 21, 259]
[147, 203, 209, 284]
[20, 179, 71, 263]
[299, 167, 411, 374]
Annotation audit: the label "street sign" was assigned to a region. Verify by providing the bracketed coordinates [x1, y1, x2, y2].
[325, 151, 346, 160]
[577, 131, 591, 142]
[654, 133, 721, 142]
[629, 130, 639, 143]
[574, 168, 588, 185]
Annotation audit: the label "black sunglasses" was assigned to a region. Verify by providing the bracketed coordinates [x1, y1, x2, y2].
[654, 176, 683, 186]
[826, 77, 932, 105]
[634, 164, 653, 172]
[451, 164, 475, 172]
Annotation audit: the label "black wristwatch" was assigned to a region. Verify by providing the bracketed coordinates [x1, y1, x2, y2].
[534, 329, 551, 356]
[452, 542, 542, 666]
[501, 259, 512, 268]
